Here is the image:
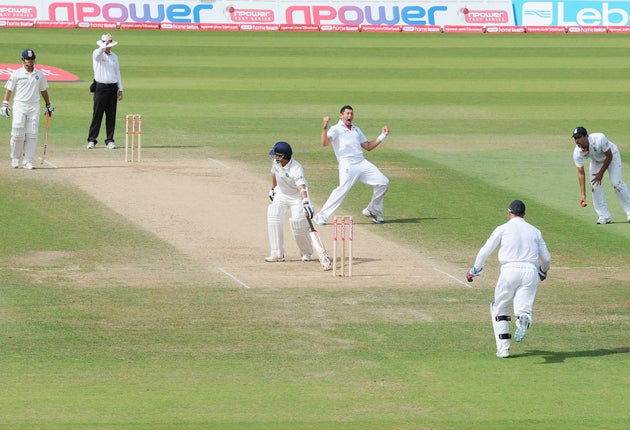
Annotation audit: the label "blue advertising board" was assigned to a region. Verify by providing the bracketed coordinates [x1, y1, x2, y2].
[512, 0, 630, 26]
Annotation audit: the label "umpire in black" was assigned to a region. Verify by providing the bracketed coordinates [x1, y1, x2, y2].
[87, 34, 123, 150]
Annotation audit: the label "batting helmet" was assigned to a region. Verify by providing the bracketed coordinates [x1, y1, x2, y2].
[21, 49, 36, 60]
[269, 141, 292, 160]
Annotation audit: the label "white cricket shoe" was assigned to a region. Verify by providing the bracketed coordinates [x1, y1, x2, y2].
[301, 254, 312, 262]
[362, 207, 385, 223]
[87, 141, 96, 149]
[106, 142, 117, 149]
[596, 217, 612, 224]
[11, 158, 19, 168]
[23, 162, 34, 170]
[315, 213, 327, 226]
[515, 314, 531, 342]
[265, 255, 285, 263]
[496, 348, 510, 358]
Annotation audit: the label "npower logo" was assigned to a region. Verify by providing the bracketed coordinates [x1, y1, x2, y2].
[49, 2, 214, 23]
[521, 1, 630, 26]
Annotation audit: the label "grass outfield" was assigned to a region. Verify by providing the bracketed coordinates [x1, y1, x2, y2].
[1, 29, 629, 428]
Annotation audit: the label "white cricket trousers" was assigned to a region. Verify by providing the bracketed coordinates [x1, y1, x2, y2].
[492, 263, 539, 322]
[10, 101, 41, 165]
[318, 158, 389, 220]
[590, 149, 630, 220]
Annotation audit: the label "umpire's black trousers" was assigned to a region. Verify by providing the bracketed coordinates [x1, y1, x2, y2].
[88, 82, 118, 144]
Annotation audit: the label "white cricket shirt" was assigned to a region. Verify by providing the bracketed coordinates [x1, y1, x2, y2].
[474, 217, 551, 271]
[93, 47, 123, 91]
[573, 132, 618, 167]
[4, 66, 48, 106]
[327, 120, 368, 163]
[271, 158, 308, 198]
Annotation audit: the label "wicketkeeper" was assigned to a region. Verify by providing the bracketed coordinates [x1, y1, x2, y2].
[266, 141, 314, 263]
[466, 200, 551, 359]
[2, 49, 54, 169]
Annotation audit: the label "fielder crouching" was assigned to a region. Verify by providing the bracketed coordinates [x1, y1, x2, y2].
[266, 141, 314, 263]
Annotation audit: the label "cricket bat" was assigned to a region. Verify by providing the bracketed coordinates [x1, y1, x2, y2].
[40, 112, 50, 165]
[306, 215, 333, 271]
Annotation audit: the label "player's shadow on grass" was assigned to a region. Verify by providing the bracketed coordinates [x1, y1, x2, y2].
[516, 346, 629, 364]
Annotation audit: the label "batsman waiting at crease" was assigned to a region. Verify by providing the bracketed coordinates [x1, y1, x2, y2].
[265, 141, 315, 263]
[1, 49, 54, 170]
[466, 200, 551, 359]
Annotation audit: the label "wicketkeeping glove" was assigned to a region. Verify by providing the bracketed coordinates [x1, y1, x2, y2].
[303, 200, 314, 219]
[538, 266, 547, 281]
[268, 189, 275, 201]
[466, 266, 484, 283]
[0, 101, 10, 118]
[45, 104, 54, 117]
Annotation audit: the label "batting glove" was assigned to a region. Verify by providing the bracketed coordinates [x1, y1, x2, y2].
[466, 266, 484, 283]
[45, 104, 54, 117]
[303, 200, 314, 219]
[538, 266, 547, 282]
[0, 101, 10, 118]
[268, 189, 275, 201]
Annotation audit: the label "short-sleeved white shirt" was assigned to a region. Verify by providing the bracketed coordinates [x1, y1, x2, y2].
[271, 158, 308, 198]
[327, 120, 368, 163]
[4, 66, 48, 106]
[573, 132, 618, 167]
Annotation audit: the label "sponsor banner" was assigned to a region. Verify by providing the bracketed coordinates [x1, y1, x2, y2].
[0, 19, 33, 27]
[0, 1, 515, 27]
[320, 24, 360, 32]
[36, 20, 75, 28]
[486, 25, 526, 33]
[160, 23, 199, 30]
[77, 21, 117, 29]
[513, 1, 630, 27]
[567, 25, 607, 33]
[120, 22, 160, 30]
[361, 24, 401, 32]
[525, 25, 567, 33]
[199, 23, 240, 31]
[240, 24, 280, 31]
[607, 25, 630, 32]
[401, 25, 442, 32]
[443, 25, 485, 33]
[1, 64, 80, 82]
[279, 24, 320, 31]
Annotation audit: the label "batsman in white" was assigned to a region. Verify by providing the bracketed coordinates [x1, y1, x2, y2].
[466, 200, 551, 359]
[1, 49, 54, 170]
[571, 126, 630, 224]
[266, 141, 315, 263]
[314, 105, 390, 225]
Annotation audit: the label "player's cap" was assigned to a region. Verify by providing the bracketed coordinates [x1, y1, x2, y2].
[97, 33, 118, 47]
[21, 49, 35, 60]
[269, 141, 292, 160]
[508, 200, 526, 216]
[572, 126, 587, 138]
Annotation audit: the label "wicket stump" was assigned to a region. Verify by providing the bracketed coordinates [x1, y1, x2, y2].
[332, 216, 353, 277]
[125, 114, 142, 162]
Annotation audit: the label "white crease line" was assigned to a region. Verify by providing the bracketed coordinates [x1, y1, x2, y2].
[207, 158, 230, 168]
[43, 160, 58, 169]
[433, 268, 472, 288]
[218, 268, 251, 289]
